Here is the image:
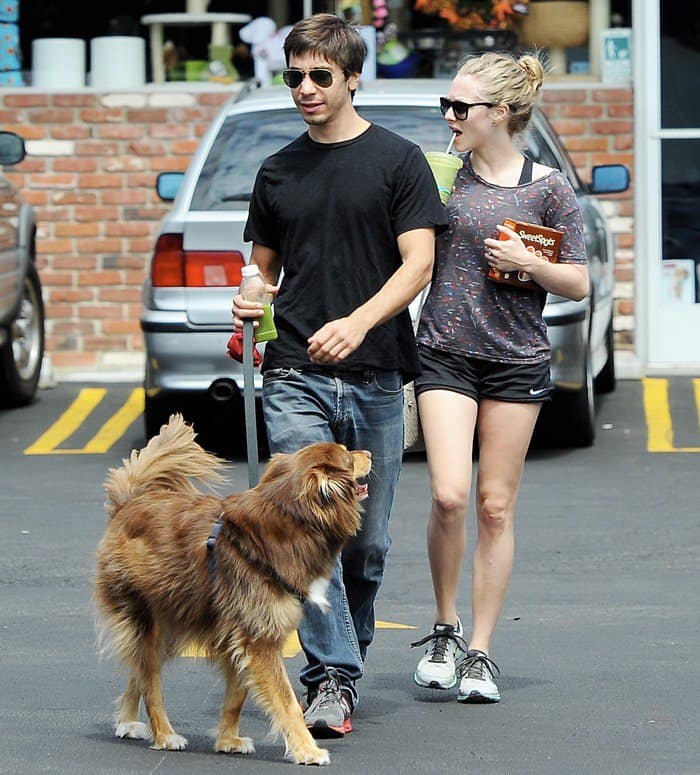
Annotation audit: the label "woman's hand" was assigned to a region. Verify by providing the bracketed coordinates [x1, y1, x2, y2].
[485, 224, 589, 300]
[483, 223, 544, 275]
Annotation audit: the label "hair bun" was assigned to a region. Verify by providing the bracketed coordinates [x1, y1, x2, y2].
[518, 54, 545, 91]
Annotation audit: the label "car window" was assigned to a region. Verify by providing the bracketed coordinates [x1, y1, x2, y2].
[526, 113, 583, 192]
[191, 111, 306, 209]
[520, 127, 561, 170]
[190, 106, 453, 211]
[357, 105, 453, 151]
[189, 104, 577, 210]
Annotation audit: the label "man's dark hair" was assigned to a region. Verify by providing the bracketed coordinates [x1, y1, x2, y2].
[284, 13, 367, 77]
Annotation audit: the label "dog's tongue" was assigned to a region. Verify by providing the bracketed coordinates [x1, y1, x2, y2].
[355, 482, 369, 500]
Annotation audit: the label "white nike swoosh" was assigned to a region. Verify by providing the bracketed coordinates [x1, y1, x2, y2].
[529, 387, 549, 396]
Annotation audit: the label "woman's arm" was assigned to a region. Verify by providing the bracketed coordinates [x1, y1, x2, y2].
[485, 223, 590, 301]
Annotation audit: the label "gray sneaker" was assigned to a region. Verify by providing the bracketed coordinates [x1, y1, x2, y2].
[411, 619, 466, 689]
[303, 668, 353, 738]
[457, 649, 501, 703]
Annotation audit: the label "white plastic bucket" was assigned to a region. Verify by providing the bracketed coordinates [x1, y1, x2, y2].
[32, 38, 85, 89]
[90, 36, 146, 89]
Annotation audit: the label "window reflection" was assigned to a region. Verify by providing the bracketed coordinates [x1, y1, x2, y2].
[661, 2, 700, 129]
[661, 140, 700, 303]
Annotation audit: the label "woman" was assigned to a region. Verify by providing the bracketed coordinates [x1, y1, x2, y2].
[411, 51, 589, 703]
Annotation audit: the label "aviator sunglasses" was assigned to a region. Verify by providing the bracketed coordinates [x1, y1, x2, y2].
[282, 67, 335, 89]
[440, 97, 495, 121]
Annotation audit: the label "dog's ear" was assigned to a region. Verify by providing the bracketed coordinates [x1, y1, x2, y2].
[302, 464, 351, 506]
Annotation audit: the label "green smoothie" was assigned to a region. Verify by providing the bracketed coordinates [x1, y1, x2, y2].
[255, 303, 278, 342]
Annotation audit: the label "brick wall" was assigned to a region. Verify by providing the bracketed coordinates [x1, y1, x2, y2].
[541, 84, 635, 349]
[0, 82, 634, 377]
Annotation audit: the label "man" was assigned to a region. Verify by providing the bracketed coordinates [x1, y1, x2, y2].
[232, 13, 446, 739]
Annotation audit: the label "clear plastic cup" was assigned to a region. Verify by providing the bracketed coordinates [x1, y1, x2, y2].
[425, 151, 463, 205]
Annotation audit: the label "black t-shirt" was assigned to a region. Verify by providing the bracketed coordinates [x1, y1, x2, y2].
[243, 123, 448, 382]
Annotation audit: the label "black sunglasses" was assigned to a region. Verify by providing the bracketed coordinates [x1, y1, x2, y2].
[440, 97, 495, 121]
[282, 68, 334, 89]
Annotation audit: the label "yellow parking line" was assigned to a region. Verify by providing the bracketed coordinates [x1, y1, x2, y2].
[24, 388, 107, 455]
[24, 387, 144, 455]
[643, 378, 700, 453]
[83, 388, 145, 454]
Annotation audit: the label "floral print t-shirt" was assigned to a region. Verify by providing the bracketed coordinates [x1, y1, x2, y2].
[417, 155, 587, 364]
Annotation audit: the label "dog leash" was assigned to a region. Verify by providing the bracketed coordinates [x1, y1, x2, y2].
[242, 319, 260, 488]
[212, 323, 303, 600]
[206, 512, 305, 603]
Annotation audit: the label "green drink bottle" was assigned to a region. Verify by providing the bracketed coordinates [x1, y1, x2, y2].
[239, 264, 277, 342]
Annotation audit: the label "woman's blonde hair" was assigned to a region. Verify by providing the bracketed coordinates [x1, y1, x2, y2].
[457, 51, 549, 135]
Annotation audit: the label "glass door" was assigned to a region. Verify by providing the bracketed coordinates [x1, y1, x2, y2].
[639, 1, 700, 368]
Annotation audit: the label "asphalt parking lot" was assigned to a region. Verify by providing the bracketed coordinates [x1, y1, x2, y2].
[0, 377, 698, 774]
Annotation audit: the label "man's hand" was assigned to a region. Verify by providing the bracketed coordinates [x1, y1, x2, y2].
[307, 315, 369, 365]
[231, 284, 278, 333]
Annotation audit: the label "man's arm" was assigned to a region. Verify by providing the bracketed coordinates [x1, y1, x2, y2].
[306, 226, 436, 365]
[231, 243, 281, 332]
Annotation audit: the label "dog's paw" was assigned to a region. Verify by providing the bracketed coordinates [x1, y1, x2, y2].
[151, 733, 188, 751]
[115, 721, 149, 740]
[215, 735, 255, 754]
[288, 745, 330, 766]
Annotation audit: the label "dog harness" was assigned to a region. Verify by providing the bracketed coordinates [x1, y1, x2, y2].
[207, 513, 306, 603]
[206, 514, 224, 579]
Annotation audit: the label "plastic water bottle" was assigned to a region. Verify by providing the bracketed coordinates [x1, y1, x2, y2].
[239, 264, 277, 342]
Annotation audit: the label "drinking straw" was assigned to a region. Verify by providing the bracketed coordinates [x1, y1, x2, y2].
[446, 132, 456, 154]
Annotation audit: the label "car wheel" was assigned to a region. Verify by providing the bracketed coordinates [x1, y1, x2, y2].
[0, 262, 45, 408]
[594, 317, 616, 394]
[144, 392, 266, 458]
[145, 389, 217, 442]
[550, 350, 596, 448]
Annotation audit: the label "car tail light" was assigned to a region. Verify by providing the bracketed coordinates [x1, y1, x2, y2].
[151, 233, 245, 287]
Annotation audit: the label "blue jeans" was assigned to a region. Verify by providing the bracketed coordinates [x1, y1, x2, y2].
[262, 367, 403, 707]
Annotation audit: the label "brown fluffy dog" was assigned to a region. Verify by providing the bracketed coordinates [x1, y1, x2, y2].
[94, 414, 371, 765]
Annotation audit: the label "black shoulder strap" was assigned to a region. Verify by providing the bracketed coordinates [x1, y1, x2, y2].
[518, 156, 534, 186]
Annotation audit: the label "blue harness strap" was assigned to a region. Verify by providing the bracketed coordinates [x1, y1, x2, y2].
[207, 513, 224, 580]
[205, 511, 305, 603]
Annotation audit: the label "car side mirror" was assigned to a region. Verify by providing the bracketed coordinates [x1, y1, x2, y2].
[156, 171, 185, 202]
[590, 164, 629, 194]
[0, 131, 26, 166]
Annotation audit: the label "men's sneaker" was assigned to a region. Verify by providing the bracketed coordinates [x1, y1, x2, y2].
[303, 667, 353, 739]
[457, 649, 501, 703]
[411, 618, 466, 689]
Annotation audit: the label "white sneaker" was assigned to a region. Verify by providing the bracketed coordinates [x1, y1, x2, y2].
[457, 649, 501, 703]
[412, 619, 465, 689]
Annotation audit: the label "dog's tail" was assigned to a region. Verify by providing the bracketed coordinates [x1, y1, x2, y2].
[104, 413, 227, 518]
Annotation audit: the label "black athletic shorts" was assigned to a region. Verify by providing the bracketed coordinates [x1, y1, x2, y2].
[415, 344, 553, 404]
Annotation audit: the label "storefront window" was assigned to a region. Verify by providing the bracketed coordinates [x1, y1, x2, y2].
[16, 1, 264, 82]
[405, 0, 632, 78]
[660, 1, 700, 129]
[13, 1, 634, 86]
[659, 3, 700, 305]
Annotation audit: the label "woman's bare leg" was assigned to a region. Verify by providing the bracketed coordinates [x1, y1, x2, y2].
[419, 389, 478, 625]
[469, 399, 540, 654]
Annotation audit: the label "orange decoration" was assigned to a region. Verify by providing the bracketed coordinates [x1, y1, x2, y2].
[414, 0, 529, 31]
